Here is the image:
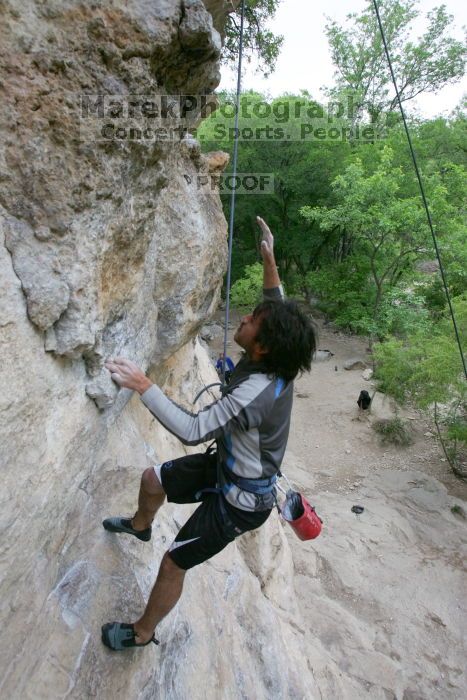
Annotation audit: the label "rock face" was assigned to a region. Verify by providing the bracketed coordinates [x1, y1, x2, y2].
[1, 1, 314, 697]
[6, 3, 464, 700]
[1, 2, 323, 698]
[0, 0, 232, 387]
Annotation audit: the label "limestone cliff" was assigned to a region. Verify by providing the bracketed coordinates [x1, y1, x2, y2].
[0, 1, 319, 698]
[0, 0, 235, 406]
[2, 5, 465, 698]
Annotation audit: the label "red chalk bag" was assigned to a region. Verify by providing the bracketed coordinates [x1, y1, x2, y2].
[281, 492, 323, 541]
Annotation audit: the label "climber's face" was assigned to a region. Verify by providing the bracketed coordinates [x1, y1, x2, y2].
[234, 312, 267, 360]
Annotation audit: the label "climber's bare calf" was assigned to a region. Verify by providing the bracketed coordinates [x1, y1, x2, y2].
[132, 467, 166, 532]
[131, 469, 186, 644]
[133, 552, 186, 644]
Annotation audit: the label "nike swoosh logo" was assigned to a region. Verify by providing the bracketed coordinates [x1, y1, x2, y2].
[169, 536, 201, 551]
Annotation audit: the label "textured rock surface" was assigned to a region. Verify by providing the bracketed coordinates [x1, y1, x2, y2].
[3, 1, 320, 698]
[0, 1, 321, 698]
[0, 0, 230, 387]
[3, 2, 465, 700]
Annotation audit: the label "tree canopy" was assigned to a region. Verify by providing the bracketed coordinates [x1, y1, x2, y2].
[325, 0, 466, 124]
[223, 0, 284, 76]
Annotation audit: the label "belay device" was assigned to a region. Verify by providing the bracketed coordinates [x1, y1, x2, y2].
[276, 474, 323, 541]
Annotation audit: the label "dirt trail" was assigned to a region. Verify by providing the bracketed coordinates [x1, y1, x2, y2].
[208, 310, 463, 496]
[206, 310, 467, 699]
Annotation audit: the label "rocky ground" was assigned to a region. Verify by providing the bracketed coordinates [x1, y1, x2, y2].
[204, 309, 467, 699]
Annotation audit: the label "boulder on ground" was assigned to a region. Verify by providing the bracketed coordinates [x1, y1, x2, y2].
[344, 358, 368, 370]
[313, 349, 334, 362]
[369, 391, 399, 421]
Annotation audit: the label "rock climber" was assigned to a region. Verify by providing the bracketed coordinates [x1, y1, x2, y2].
[101, 216, 317, 651]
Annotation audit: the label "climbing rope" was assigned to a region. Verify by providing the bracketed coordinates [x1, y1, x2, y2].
[193, 1, 245, 405]
[221, 0, 246, 385]
[372, 0, 466, 380]
[193, 381, 222, 405]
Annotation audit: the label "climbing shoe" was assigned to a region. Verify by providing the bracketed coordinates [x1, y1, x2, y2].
[101, 622, 159, 651]
[102, 516, 151, 542]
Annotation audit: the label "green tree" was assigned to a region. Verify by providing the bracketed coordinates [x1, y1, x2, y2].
[353, 116, 467, 314]
[325, 0, 466, 124]
[223, 0, 284, 76]
[197, 98, 465, 315]
[230, 262, 264, 306]
[374, 295, 467, 474]
[300, 146, 445, 335]
[197, 91, 351, 293]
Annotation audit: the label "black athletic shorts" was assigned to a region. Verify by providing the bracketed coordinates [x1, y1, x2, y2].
[157, 451, 272, 570]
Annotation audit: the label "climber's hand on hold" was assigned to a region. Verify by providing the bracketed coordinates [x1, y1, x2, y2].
[104, 357, 153, 395]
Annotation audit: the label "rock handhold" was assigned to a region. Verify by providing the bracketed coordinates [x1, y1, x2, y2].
[199, 322, 222, 342]
[362, 368, 374, 381]
[180, 133, 202, 162]
[179, 0, 222, 54]
[3, 211, 71, 331]
[313, 349, 334, 361]
[204, 150, 230, 173]
[86, 370, 119, 409]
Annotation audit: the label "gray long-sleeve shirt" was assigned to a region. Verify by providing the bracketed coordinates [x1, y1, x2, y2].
[140, 286, 292, 512]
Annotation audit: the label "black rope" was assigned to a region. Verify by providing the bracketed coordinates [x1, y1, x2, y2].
[372, 0, 466, 380]
[221, 0, 246, 384]
[193, 382, 222, 405]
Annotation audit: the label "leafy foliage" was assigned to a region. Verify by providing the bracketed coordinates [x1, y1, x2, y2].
[325, 0, 466, 124]
[223, 0, 284, 76]
[373, 296, 467, 469]
[373, 417, 414, 446]
[197, 90, 465, 328]
[197, 91, 352, 293]
[373, 295, 467, 408]
[300, 146, 446, 337]
[230, 262, 264, 307]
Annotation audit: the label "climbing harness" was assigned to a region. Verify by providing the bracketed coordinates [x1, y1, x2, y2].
[373, 0, 466, 380]
[194, 444, 323, 541]
[221, 464, 278, 495]
[194, 441, 279, 500]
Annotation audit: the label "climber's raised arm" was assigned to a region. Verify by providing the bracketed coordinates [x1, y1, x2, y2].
[256, 216, 284, 300]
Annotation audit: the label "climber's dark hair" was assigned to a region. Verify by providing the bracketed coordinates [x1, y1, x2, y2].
[253, 300, 317, 382]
